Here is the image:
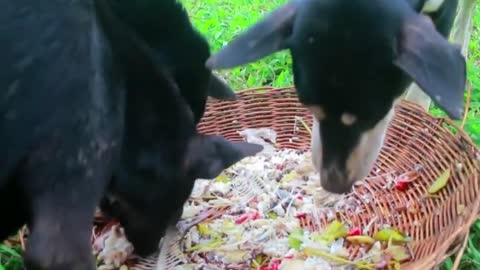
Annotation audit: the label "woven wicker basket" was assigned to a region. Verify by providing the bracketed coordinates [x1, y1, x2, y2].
[104, 87, 479, 270]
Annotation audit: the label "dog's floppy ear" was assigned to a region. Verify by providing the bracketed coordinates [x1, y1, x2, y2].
[207, 74, 237, 100]
[185, 135, 263, 180]
[206, 1, 298, 70]
[394, 14, 467, 120]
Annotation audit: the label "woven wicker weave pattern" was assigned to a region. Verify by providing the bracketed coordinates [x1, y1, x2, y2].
[198, 87, 314, 150]
[119, 87, 480, 270]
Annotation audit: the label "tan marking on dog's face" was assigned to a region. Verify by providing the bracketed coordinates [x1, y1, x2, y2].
[340, 112, 357, 126]
[310, 115, 322, 173]
[422, 0, 445, 13]
[308, 106, 325, 174]
[345, 107, 395, 182]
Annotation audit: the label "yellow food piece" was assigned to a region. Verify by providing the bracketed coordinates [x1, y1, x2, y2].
[346, 236, 375, 245]
[197, 223, 210, 236]
[373, 228, 408, 242]
[215, 173, 229, 183]
[428, 169, 451, 194]
[267, 211, 278, 219]
[281, 171, 299, 182]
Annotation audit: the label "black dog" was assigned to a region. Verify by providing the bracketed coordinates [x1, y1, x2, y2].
[206, 0, 466, 193]
[94, 0, 263, 257]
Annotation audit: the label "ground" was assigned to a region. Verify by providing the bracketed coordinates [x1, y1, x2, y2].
[1, 1, 479, 269]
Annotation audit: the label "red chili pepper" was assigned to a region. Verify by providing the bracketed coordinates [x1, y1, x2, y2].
[259, 260, 282, 270]
[394, 181, 409, 191]
[295, 213, 307, 219]
[235, 214, 250, 224]
[276, 164, 286, 170]
[347, 227, 361, 236]
[284, 254, 294, 259]
[235, 212, 260, 224]
[271, 260, 281, 270]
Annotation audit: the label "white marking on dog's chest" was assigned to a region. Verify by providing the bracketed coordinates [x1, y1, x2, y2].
[422, 0, 445, 13]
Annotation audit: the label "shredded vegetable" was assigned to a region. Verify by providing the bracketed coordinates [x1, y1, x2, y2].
[171, 148, 413, 269]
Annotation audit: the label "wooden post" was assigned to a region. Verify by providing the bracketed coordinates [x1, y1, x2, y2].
[451, 0, 476, 56]
[403, 0, 476, 111]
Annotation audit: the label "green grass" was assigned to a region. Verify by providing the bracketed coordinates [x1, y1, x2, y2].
[183, 0, 292, 89]
[1, 1, 479, 269]
[430, 5, 480, 146]
[0, 244, 24, 270]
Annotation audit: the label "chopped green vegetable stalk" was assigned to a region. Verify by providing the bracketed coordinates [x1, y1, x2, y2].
[215, 173, 229, 183]
[373, 228, 409, 243]
[303, 247, 375, 269]
[318, 220, 349, 243]
[197, 223, 221, 239]
[186, 238, 224, 252]
[288, 228, 304, 250]
[346, 235, 375, 245]
[267, 211, 278, 219]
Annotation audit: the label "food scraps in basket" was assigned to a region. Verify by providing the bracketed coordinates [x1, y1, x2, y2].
[93, 223, 135, 270]
[167, 149, 414, 270]
[238, 127, 278, 152]
[427, 169, 451, 194]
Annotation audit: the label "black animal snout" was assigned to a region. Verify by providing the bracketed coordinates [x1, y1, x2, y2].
[320, 168, 353, 194]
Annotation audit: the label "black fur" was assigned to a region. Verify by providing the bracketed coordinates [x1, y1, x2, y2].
[0, 0, 125, 269]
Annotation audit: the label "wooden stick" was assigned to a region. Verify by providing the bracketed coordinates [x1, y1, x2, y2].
[452, 234, 469, 270]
